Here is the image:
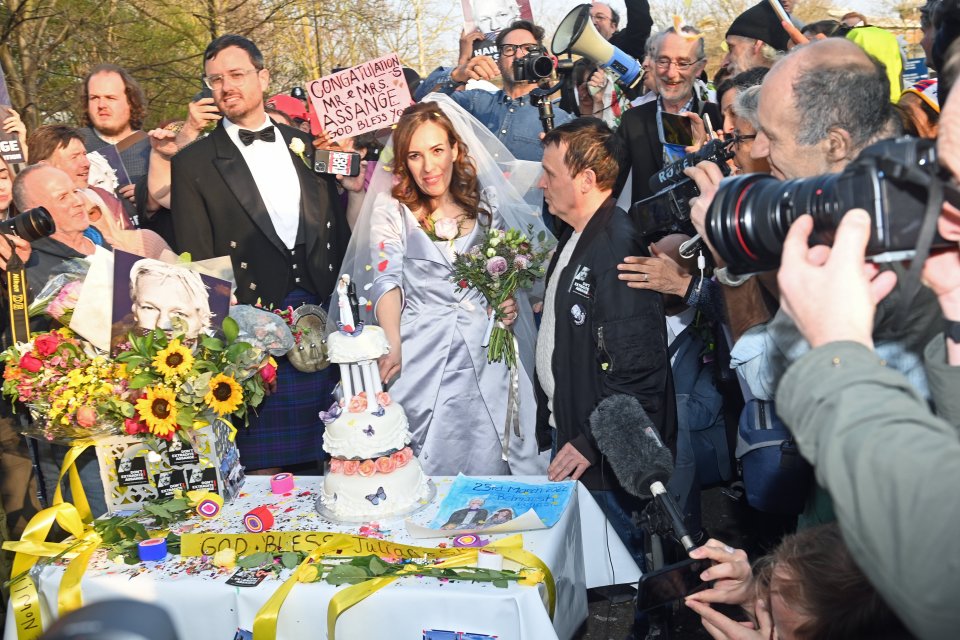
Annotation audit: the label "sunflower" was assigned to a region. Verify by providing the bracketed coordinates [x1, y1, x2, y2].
[134, 386, 179, 438]
[204, 374, 243, 416]
[153, 339, 195, 378]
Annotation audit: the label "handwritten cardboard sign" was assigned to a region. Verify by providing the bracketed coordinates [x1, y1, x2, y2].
[307, 53, 413, 141]
[0, 66, 25, 164]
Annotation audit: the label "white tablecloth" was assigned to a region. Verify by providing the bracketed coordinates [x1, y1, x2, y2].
[4, 475, 640, 640]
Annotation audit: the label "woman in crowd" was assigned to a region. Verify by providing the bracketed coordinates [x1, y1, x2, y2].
[338, 96, 549, 476]
[0, 155, 14, 219]
[684, 524, 909, 639]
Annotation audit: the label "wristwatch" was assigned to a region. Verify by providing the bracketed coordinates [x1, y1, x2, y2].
[946, 320, 960, 343]
[714, 266, 752, 288]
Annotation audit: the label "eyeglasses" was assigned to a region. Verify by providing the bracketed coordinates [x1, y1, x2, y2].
[654, 57, 703, 71]
[592, 13, 613, 23]
[498, 43, 540, 57]
[202, 68, 260, 90]
[733, 133, 757, 147]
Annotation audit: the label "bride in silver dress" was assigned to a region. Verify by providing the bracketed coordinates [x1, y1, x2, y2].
[338, 95, 550, 476]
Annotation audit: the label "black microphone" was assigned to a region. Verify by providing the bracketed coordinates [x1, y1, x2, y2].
[589, 394, 674, 499]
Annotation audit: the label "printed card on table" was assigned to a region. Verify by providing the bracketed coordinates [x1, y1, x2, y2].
[0, 66, 25, 164]
[307, 53, 413, 142]
[406, 474, 574, 538]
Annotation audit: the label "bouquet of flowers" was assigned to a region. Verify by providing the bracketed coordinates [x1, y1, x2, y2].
[2, 329, 126, 440]
[451, 227, 553, 366]
[113, 316, 271, 443]
[27, 259, 90, 326]
[1, 314, 275, 447]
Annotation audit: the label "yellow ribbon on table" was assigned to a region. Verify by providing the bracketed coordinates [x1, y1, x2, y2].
[51, 444, 93, 524]
[251, 533, 554, 640]
[2, 501, 102, 639]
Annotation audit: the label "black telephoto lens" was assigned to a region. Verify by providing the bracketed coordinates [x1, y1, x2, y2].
[706, 173, 841, 274]
[0, 206, 56, 243]
[706, 136, 951, 274]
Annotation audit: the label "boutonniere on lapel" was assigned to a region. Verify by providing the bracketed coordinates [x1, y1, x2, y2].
[288, 138, 310, 168]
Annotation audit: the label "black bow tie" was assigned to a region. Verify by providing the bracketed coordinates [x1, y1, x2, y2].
[238, 127, 276, 145]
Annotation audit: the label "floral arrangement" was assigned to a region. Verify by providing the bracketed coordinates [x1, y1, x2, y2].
[451, 227, 553, 366]
[1, 316, 274, 446]
[115, 317, 272, 442]
[254, 301, 310, 347]
[2, 329, 127, 439]
[28, 260, 89, 326]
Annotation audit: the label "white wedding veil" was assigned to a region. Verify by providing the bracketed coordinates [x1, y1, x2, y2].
[331, 93, 553, 377]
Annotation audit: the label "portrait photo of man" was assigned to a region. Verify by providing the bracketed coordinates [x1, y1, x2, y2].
[110, 250, 230, 353]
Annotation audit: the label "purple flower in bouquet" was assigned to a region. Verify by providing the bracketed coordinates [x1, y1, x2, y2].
[513, 255, 529, 270]
[486, 256, 508, 277]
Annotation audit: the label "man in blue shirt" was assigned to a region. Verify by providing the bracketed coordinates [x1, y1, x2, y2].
[415, 20, 574, 162]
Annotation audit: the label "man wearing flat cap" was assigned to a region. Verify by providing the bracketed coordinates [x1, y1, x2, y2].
[721, 1, 791, 76]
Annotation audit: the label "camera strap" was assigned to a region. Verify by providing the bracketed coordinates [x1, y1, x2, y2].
[893, 176, 943, 331]
[4, 236, 30, 345]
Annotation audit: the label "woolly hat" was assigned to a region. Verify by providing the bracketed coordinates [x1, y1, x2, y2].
[901, 78, 940, 113]
[726, 2, 791, 52]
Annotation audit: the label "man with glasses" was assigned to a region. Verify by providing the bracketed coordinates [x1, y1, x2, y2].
[614, 26, 721, 205]
[170, 34, 346, 475]
[414, 20, 573, 162]
[593, 1, 653, 62]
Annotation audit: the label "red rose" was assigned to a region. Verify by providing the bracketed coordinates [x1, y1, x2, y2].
[33, 334, 60, 357]
[124, 418, 144, 435]
[458, 279, 468, 289]
[18, 354, 43, 373]
[259, 362, 277, 384]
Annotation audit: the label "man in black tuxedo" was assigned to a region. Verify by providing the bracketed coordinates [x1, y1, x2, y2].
[614, 26, 721, 206]
[171, 34, 346, 473]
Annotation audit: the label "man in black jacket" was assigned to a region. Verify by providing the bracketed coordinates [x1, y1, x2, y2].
[615, 26, 721, 205]
[535, 118, 675, 558]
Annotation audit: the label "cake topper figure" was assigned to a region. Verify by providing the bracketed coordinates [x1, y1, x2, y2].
[337, 274, 356, 332]
[348, 280, 361, 327]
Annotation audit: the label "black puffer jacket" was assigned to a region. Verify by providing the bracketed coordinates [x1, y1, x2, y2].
[535, 198, 676, 491]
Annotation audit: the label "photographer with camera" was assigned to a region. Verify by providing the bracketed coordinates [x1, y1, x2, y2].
[413, 20, 574, 162]
[762, 52, 960, 636]
[686, 38, 942, 403]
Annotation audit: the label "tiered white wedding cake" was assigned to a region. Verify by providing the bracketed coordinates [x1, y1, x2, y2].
[317, 276, 432, 521]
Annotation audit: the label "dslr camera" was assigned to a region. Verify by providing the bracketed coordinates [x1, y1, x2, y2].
[706, 136, 956, 274]
[0, 206, 56, 243]
[630, 138, 736, 241]
[512, 46, 555, 83]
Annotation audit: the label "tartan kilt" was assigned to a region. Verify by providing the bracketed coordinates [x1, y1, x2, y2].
[234, 289, 337, 470]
